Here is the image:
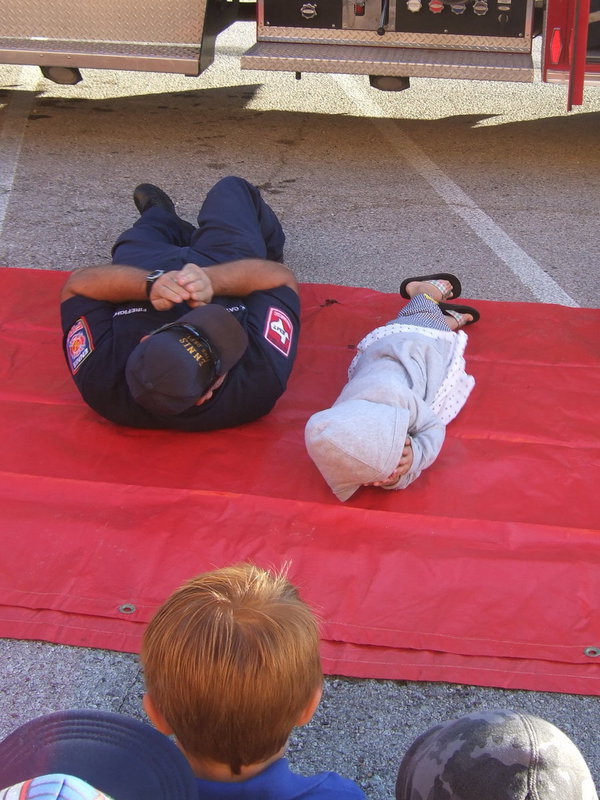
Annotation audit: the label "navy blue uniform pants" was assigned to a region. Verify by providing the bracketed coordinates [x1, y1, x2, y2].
[111, 176, 285, 271]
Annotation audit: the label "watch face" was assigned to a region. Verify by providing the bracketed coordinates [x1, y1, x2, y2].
[146, 270, 165, 297]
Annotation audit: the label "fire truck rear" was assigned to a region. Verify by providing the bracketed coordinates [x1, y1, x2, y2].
[1, 0, 599, 108]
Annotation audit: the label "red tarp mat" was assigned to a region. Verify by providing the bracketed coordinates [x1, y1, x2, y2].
[1, 267, 599, 695]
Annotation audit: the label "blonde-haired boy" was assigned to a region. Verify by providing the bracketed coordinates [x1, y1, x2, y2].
[141, 563, 365, 799]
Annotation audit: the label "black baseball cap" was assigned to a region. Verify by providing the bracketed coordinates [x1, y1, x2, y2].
[126, 304, 248, 415]
[0, 710, 197, 800]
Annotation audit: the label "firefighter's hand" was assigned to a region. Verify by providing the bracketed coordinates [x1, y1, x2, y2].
[149, 269, 195, 311]
[149, 264, 214, 310]
[177, 263, 214, 307]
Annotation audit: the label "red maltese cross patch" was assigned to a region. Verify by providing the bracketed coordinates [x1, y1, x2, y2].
[66, 317, 94, 374]
[263, 307, 294, 357]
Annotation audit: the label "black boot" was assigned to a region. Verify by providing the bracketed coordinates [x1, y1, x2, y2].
[133, 183, 176, 215]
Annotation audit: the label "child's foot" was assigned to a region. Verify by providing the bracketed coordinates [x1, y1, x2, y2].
[403, 278, 454, 302]
[400, 273, 461, 300]
[439, 302, 481, 330]
[443, 309, 473, 331]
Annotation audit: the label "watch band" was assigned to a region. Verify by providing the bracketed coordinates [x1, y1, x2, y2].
[145, 269, 165, 298]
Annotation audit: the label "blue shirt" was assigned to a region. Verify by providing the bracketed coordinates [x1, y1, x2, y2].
[195, 758, 365, 800]
[61, 287, 300, 431]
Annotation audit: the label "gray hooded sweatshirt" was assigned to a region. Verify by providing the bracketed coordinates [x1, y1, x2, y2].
[305, 325, 474, 502]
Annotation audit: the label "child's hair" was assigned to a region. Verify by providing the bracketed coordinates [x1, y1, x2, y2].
[141, 563, 323, 774]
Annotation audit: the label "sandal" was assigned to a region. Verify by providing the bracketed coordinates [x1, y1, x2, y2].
[400, 273, 462, 301]
[439, 301, 480, 327]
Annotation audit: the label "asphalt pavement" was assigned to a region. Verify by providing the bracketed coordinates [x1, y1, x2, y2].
[0, 21, 598, 799]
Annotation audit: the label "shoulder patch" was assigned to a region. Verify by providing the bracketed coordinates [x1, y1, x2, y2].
[66, 317, 94, 374]
[263, 307, 294, 357]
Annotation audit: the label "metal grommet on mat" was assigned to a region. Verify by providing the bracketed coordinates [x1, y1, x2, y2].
[118, 603, 136, 614]
[583, 646, 600, 657]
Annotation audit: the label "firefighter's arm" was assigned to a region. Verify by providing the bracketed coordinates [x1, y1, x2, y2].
[189, 259, 298, 305]
[60, 264, 193, 310]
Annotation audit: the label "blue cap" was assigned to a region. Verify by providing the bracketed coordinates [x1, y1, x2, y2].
[0, 710, 197, 800]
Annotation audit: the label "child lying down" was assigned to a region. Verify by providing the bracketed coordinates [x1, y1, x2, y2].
[305, 273, 480, 502]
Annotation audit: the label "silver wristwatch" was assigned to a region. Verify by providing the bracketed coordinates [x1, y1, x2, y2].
[145, 269, 165, 298]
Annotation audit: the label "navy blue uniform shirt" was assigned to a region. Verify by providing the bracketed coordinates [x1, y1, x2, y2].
[61, 287, 300, 431]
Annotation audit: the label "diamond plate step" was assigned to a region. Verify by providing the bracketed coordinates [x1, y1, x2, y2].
[241, 40, 534, 82]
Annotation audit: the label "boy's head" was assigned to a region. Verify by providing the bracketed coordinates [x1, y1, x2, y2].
[141, 564, 323, 775]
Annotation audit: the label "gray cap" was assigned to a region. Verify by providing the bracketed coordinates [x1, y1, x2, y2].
[396, 709, 598, 800]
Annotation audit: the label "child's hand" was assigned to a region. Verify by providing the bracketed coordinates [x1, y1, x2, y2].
[365, 437, 414, 488]
[396, 436, 414, 476]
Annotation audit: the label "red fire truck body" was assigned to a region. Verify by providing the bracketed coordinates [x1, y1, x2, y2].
[1, 0, 599, 108]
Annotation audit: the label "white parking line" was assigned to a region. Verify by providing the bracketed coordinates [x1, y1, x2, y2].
[0, 67, 39, 237]
[335, 75, 579, 307]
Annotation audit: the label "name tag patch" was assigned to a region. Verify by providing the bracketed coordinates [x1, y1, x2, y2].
[263, 307, 294, 357]
[66, 317, 94, 374]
